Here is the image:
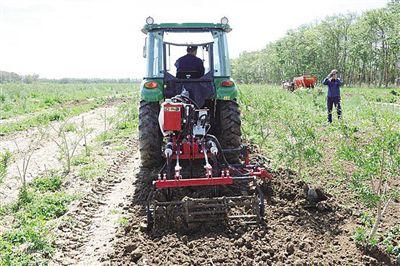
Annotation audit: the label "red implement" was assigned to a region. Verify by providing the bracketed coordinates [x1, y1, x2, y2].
[154, 176, 234, 189]
[293, 75, 317, 88]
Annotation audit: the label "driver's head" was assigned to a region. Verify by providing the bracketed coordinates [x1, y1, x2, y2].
[187, 46, 198, 56]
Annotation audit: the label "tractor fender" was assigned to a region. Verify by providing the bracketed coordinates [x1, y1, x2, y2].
[214, 77, 238, 100]
[140, 78, 164, 102]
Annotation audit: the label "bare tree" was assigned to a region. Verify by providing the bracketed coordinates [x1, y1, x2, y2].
[51, 121, 86, 174]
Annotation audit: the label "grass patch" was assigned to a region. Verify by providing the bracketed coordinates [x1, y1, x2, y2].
[0, 172, 73, 265]
[97, 131, 116, 142]
[0, 150, 12, 184]
[63, 123, 77, 132]
[71, 155, 91, 166]
[31, 175, 63, 192]
[118, 216, 129, 226]
[78, 160, 107, 180]
[0, 82, 135, 120]
[95, 100, 138, 144]
[0, 101, 102, 135]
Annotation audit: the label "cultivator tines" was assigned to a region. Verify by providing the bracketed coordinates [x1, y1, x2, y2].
[147, 176, 267, 230]
[183, 197, 228, 223]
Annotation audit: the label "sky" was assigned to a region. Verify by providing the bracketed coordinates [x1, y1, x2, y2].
[0, 0, 389, 79]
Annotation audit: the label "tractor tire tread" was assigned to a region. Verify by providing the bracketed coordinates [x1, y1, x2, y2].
[139, 100, 163, 168]
[218, 100, 242, 162]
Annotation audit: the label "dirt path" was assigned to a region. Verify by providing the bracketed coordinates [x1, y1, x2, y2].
[50, 139, 140, 265]
[0, 102, 123, 206]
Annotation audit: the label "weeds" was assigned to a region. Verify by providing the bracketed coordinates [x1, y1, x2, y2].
[0, 82, 133, 120]
[239, 85, 399, 259]
[338, 110, 400, 242]
[0, 150, 12, 184]
[0, 172, 72, 265]
[0, 102, 101, 135]
[278, 112, 322, 180]
[32, 174, 63, 192]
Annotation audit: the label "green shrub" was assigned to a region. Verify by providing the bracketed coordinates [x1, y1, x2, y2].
[32, 175, 63, 192]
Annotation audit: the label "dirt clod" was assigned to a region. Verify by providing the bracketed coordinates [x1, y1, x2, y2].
[286, 243, 295, 255]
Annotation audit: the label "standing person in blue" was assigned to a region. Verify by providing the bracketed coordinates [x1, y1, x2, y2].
[175, 46, 205, 79]
[323, 69, 343, 123]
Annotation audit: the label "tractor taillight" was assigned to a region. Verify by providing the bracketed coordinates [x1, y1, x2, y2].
[144, 81, 158, 89]
[221, 80, 234, 87]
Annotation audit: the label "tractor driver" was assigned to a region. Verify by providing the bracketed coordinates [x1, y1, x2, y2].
[175, 46, 205, 79]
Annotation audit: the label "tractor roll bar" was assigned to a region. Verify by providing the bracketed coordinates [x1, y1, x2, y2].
[163, 41, 214, 47]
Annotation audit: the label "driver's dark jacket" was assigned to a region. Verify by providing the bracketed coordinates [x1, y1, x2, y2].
[174, 54, 205, 78]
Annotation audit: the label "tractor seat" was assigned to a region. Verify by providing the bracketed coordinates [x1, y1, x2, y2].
[164, 72, 215, 108]
[176, 70, 203, 79]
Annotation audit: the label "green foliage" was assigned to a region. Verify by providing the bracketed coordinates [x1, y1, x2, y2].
[32, 175, 63, 192]
[354, 226, 368, 243]
[337, 106, 400, 242]
[0, 172, 72, 265]
[0, 150, 12, 184]
[63, 123, 77, 132]
[78, 160, 106, 181]
[118, 216, 129, 226]
[71, 155, 91, 166]
[278, 113, 322, 179]
[232, 2, 400, 87]
[96, 100, 139, 143]
[15, 192, 71, 222]
[238, 85, 399, 257]
[0, 102, 97, 135]
[239, 85, 326, 179]
[382, 226, 400, 255]
[0, 82, 135, 120]
[338, 113, 400, 206]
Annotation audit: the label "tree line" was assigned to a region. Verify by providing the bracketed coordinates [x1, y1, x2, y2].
[0, 71, 39, 84]
[232, 1, 400, 87]
[0, 71, 140, 84]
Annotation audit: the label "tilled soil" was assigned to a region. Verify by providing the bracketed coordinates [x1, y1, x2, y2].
[109, 167, 392, 265]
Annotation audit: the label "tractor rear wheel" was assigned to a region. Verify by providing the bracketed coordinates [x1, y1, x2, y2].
[217, 100, 242, 163]
[139, 100, 163, 168]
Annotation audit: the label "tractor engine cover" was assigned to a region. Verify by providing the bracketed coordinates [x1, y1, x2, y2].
[160, 101, 183, 132]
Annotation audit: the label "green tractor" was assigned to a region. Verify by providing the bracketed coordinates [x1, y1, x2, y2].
[139, 18, 272, 228]
[139, 17, 241, 168]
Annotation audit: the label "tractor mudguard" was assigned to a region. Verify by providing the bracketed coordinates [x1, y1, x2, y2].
[214, 77, 238, 100]
[140, 78, 164, 102]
